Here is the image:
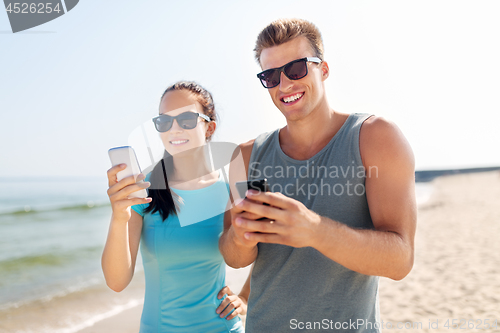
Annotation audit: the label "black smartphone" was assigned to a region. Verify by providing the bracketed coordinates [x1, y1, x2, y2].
[235, 179, 270, 221]
[235, 178, 270, 199]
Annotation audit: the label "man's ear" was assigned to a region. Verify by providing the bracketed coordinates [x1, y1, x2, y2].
[320, 60, 330, 81]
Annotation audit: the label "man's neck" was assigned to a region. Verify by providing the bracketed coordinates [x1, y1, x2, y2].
[279, 103, 348, 160]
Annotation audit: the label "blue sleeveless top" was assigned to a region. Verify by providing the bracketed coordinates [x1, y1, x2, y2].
[132, 172, 244, 333]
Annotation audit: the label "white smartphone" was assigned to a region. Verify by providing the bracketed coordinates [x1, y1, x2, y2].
[108, 146, 148, 199]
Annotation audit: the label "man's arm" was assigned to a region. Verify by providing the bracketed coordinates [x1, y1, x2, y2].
[312, 116, 416, 279]
[235, 117, 416, 280]
[219, 140, 259, 268]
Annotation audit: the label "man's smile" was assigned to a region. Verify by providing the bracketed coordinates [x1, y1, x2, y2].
[281, 92, 304, 105]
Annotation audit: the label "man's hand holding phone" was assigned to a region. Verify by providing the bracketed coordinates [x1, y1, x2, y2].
[233, 183, 323, 249]
[231, 179, 273, 247]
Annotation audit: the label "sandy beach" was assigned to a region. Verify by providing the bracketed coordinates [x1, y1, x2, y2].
[1, 171, 499, 333]
[378, 171, 500, 333]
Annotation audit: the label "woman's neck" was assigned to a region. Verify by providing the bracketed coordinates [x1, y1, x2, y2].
[169, 145, 218, 189]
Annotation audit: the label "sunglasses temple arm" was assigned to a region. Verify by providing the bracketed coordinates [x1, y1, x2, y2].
[141, 123, 156, 165]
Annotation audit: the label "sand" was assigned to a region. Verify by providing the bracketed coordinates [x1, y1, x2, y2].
[378, 171, 500, 332]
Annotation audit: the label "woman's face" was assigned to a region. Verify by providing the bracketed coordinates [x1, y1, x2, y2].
[158, 90, 214, 156]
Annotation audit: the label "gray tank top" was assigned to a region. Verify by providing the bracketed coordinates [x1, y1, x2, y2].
[245, 113, 380, 333]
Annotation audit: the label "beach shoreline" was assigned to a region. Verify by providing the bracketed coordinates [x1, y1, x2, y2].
[0, 264, 252, 333]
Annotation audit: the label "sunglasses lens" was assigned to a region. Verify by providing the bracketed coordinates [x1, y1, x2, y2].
[177, 112, 198, 129]
[258, 59, 310, 88]
[260, 70, 281, 88]
[285, 60, 307, 80]
[155, 116, 173, 132]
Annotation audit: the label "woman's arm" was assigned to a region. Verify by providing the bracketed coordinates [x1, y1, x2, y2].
[102, 210, 143, 292]
[237, 264, 252, 307]
[101, 164, 151, 292]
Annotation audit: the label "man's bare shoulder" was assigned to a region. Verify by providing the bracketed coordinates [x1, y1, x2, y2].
[230, 139, 254, 158]
[229, 139, 256, 176]
[239, 139, 255, 154]
[361, 115, 400, 140]
[359, 116, 414, 168]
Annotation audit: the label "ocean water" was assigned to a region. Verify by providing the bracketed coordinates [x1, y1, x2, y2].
[0, 177, 112, 310]
[0, 177, 433, 332]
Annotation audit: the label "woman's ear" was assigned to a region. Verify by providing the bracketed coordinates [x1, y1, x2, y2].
[206, 121, 217, 139]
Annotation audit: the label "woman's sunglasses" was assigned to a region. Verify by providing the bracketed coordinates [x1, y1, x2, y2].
[256, 57, 322, 89]
[152, 111, 211, 132]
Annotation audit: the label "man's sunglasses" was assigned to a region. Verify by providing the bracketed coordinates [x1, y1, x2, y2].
[152, 111, 211, 132]
[256, 57, 322, 89]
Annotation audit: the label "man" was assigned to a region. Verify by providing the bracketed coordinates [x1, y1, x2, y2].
[219, 18, 416, 332]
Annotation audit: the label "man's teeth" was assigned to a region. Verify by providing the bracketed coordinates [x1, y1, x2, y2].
[283, 93, 303, 103]
[170, 140, 188, 144]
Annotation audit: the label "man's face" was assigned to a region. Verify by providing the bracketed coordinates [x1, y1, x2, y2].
[259, 36, 327, 122]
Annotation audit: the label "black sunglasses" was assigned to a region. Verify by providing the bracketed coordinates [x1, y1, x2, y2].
[256, 57, 322, 89]
[152, 111, 211, 132]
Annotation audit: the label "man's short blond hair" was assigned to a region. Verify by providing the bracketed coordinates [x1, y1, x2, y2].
[254, 18, 324, 65]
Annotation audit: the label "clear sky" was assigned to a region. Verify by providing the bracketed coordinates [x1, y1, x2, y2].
[1, 0, 499, 178]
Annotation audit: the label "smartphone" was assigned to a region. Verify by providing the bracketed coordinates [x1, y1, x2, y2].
[108, 146, 148, 199]
[235, 179, 270, 222]
[235, 178, 270, 199]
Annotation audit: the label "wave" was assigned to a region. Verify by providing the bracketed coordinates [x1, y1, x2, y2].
[3, 293, 143, 333]
[0, 253, 67, 271]
[0, 200, 110, 216]
[48, 298, 144, 333]
[0, 274, 104, 312]
[0, 246, 102, 274]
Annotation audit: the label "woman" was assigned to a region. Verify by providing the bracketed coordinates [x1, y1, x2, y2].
[102, 81, 248, 332]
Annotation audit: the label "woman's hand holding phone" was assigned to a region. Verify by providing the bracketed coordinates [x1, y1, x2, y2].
[106, 164, 152, 222]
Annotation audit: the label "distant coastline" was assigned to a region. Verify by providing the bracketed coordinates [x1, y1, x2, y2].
[415, 166, 500, 182]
